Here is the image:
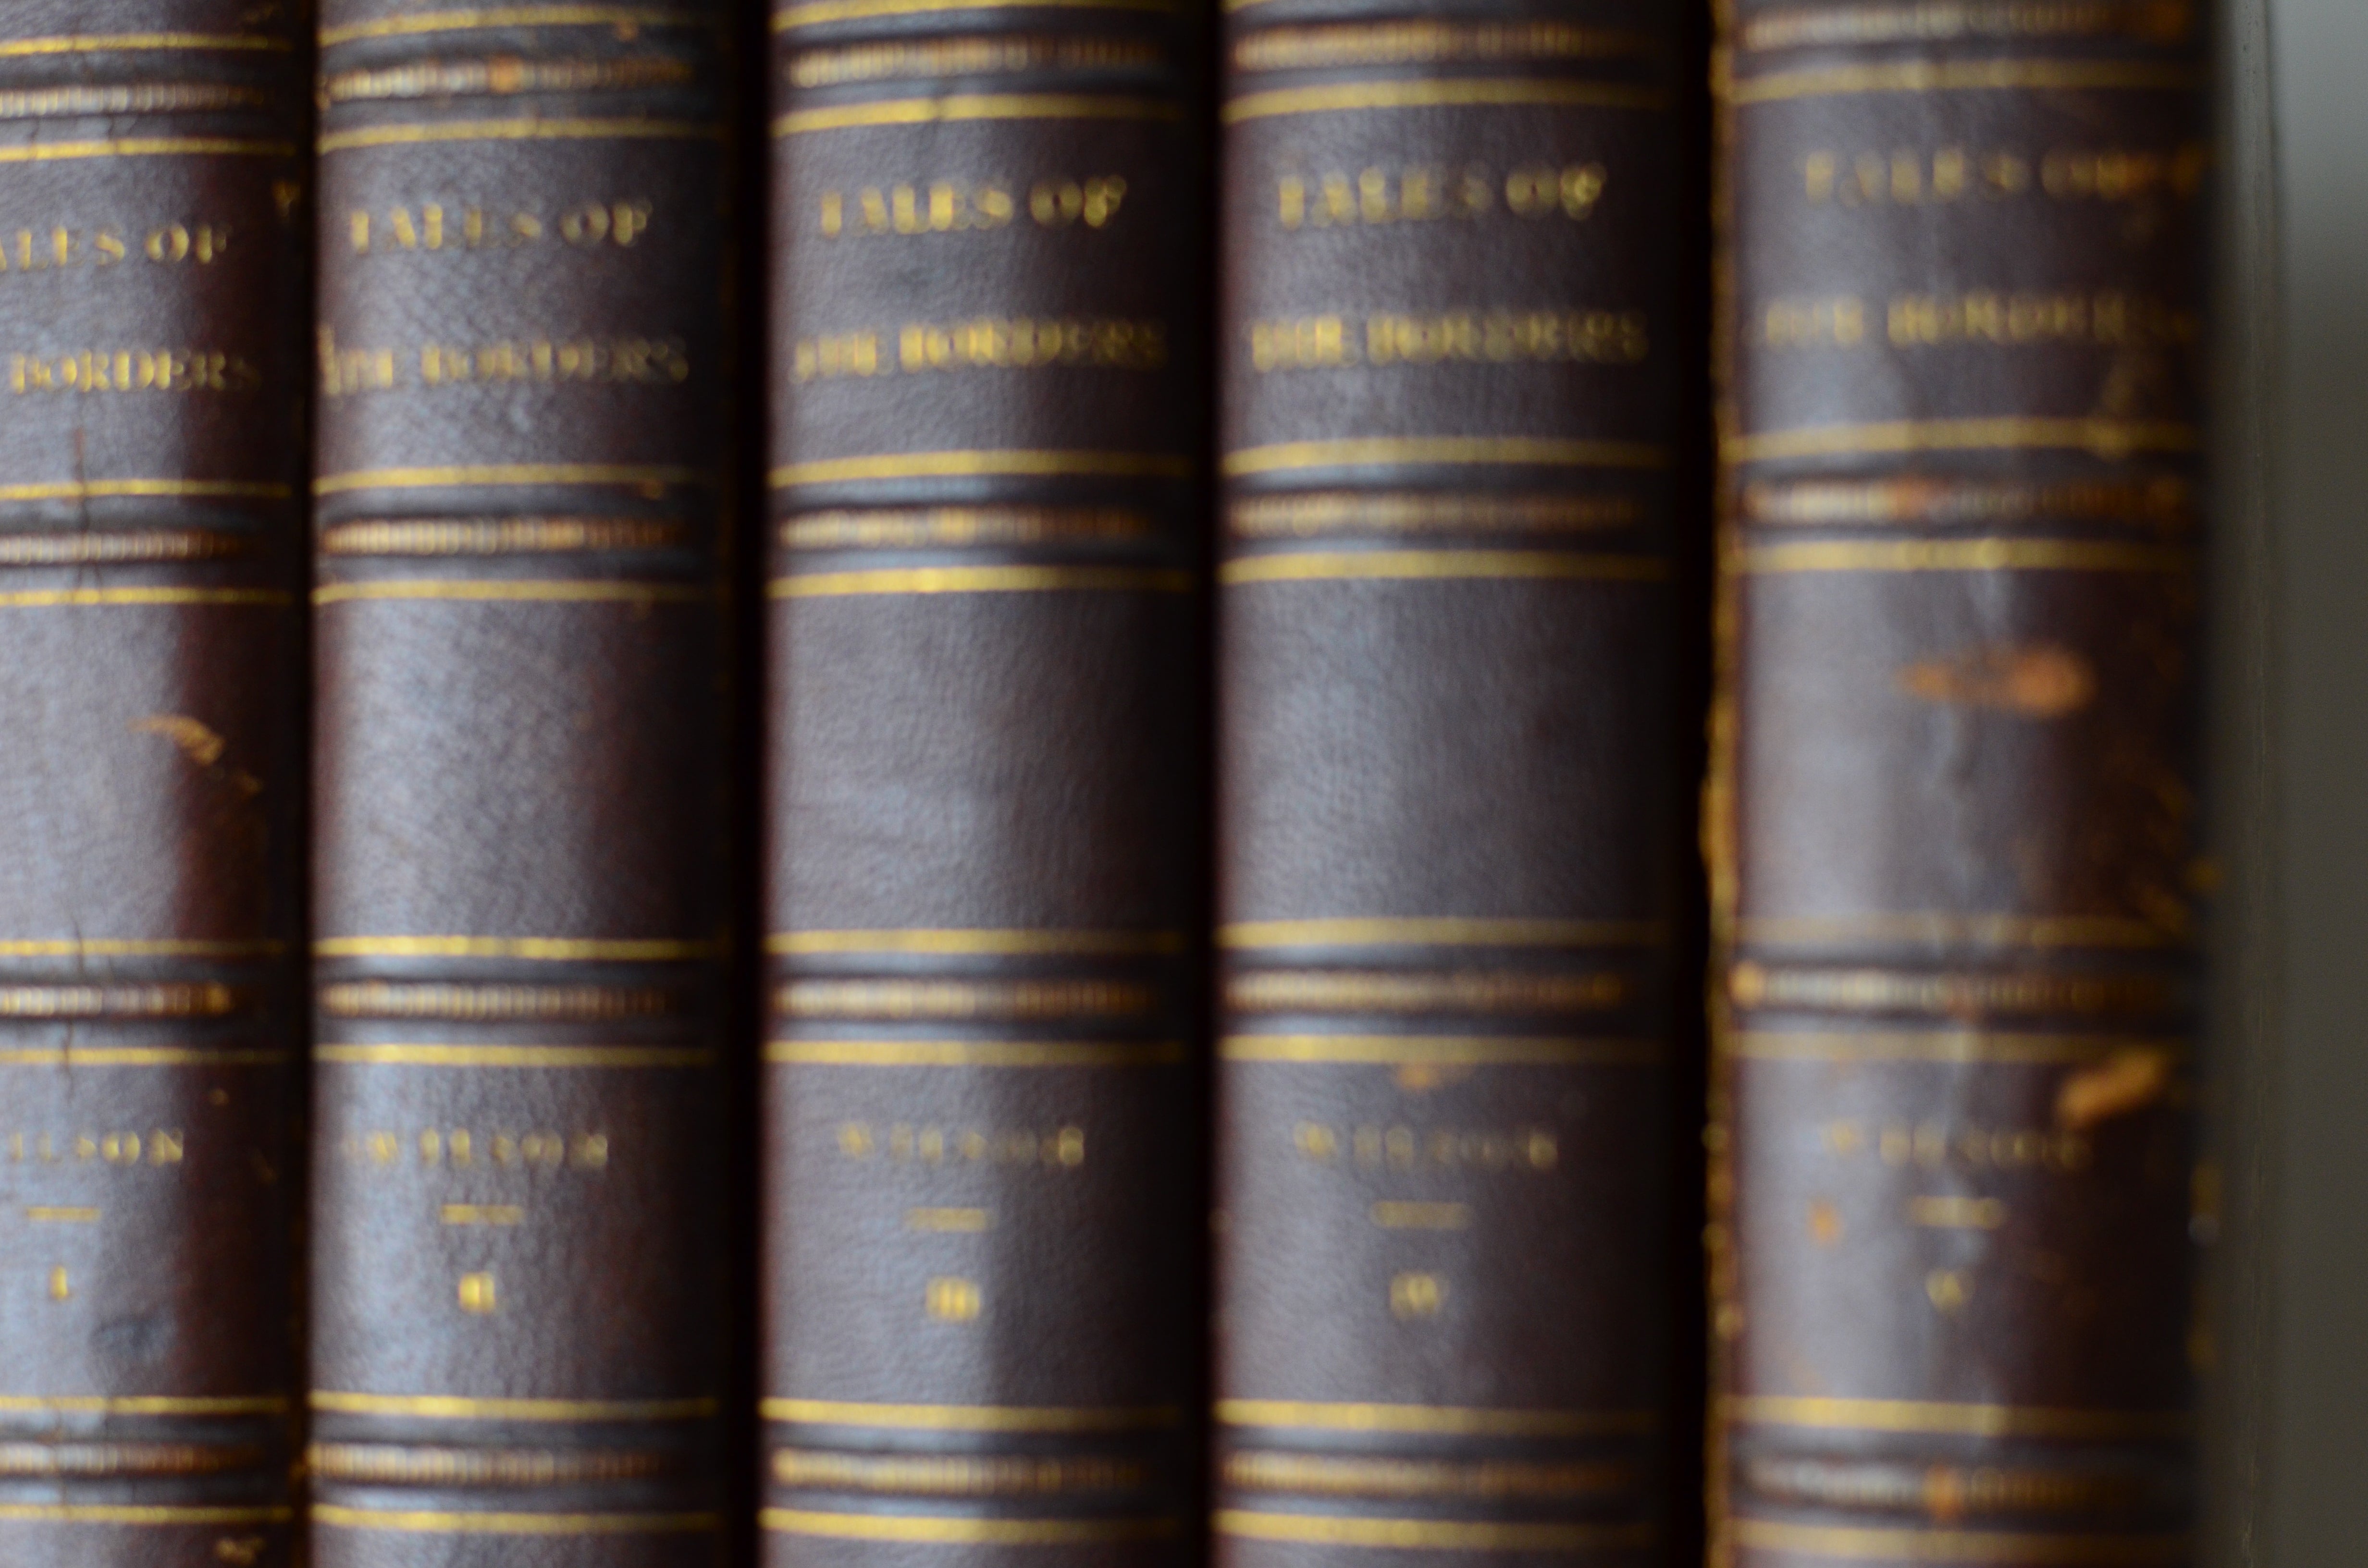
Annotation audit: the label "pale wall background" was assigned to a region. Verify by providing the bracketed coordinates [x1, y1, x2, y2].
[2268, 0, 2368, 1555]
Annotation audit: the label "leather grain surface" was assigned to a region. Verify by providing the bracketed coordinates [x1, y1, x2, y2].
[309, 2, 733, 1562]
[1707, 1, 2206, 1563]
[0, 3, 308, 1564]
[759, 1, 1209, 1562]
[1213, 3, 1686, 1564]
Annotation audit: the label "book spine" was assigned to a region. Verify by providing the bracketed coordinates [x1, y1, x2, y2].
[0, 4, 309, 1564]
[757, 3, 1208, 1562]
[308, 4, 734, 1563]
[1707, 2, 2207, 1564]
[1212, 3, 1685, 1563]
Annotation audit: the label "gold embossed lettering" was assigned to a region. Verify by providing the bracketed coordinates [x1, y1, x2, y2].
[1887, 289, 2197, 349]
[883, 317, 1166, 374]
[317, 329, 396, 397]
[1027, 176, 1127, 229]
[12, 348, 259, 395]
[833, 1122, 1084, 1167]
[348, 201, 637, 254]
[1389, 1272, 1444, 1318]
[1250, 314, 1353, 371]
[1763, 296, 1866, 349]
[1282, 162, 1506, 229]
[1365, 308, 1648, 366]
[1505, 162, 1606, 219]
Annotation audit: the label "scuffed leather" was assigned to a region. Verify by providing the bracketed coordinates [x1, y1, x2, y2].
[1709, 0, 2205, 1562]
[0, 3, 307, 1564]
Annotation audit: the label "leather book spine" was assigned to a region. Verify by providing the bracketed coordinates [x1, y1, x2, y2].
[308, 4, 733, 1564]
[0, 6, 309, 1566]
[758, 3, 1208, 1562]
[1707, 2, 2208, 1565]
[1212, 4, 1685, 1564]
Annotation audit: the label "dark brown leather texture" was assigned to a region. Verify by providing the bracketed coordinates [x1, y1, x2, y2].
[759, 1, 1209, 1562]
[309, 2, 734, 1563]
[1707, 2, 2206, 1564]
[0, 3, 309, 1565]
[1213, 3, 1685, 1565]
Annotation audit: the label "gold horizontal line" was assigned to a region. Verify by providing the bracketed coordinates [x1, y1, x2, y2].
[1729, 1519, 2190, 1563]
[0, 478, 289, 502]
[762, 1398, 1181, 1432]
[1216, 1399, 1657, 1436]
[779, 0, 1172, 23]
[905, 1206, 989, 1232]
[0, 138, 292, 164]
[1733, 1, 2192, 51]
[1730, 59, 2202, 104]
[310, 1391, 718, 1421]
[1733, 913, 2180, 949]
[1226, 437, 1669, 477]
[778, 95, 1180, 136]
[763, 1509, 1176, 1544]
[770, 928, 1183, 956]
[321, 7, 709, 46]
[774, 566, 1191, 597]
[0, 938, 284, 958]
[0, 33, 289, 56]
[0, 1047, 289, 1067]
[1724, 1032, 2183, 1066]
[1223, 549, 1667, 586]
[0, 1394, 288, 1415]
[314, 1504, 721, 1535]
[1910, 1195, 2008, 1230]
[1218, 1510, 1653, 1551]
[0, 1503, 294, 1526]
[1739, 539, 2192, 575]
[768, 1040, 1185, 1068]
[314, 464, 712, 496]
[1224, 78, 1667, 124]
[315, 935, 717, 960]
[1371, 1200, 1469, 1229]
[314, 580, 713, 605]
[1727, 417, 2202, 464]
[441, 1203, 524, 1225]
[321, 118, 721, 154]
[1221, 917, 1666, 949]
[24, 1206, 100, 1223]
[0, 588, 286, 609]
[1224, 1034, 1658, 1066]
[320, 1043, 715, 1069]
[1720, 1395, 2194, 1440]
[771, 450, 1191, 486]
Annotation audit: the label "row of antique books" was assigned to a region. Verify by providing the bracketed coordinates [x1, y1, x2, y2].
[0, 2, 2210, 1566]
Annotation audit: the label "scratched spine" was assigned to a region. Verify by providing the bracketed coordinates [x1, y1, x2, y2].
[1707, 2, 2207, 1566]
[0, 4, 309, 1566]
[308, 3, 733, 1565]
[1211, 3, 1686, 1566]
[758, 0, 1207, 1562]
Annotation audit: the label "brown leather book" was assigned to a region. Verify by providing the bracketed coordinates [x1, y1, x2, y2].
[757, 1, 1209, 1561]
[1211, 3, 1689, 1562]
[308, 4, 734, 1562]
[0, 6, 308, 1565]
[1706, 3, 2207, 1564]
